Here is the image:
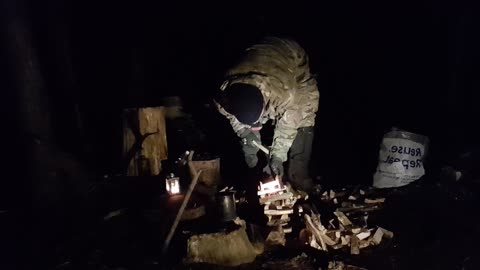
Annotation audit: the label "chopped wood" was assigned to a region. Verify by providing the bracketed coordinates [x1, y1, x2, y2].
[305, 214, 327, 250]
[329, 190, 336, 199]
[326, 231, 337, 241]
[259, 192, 293, 204]
[264, 209, 294, 215]
[372, 228, 384, 245]
[356, 231, 371, 241]
[360, 190, 365, 195]
[359, 240, 370, 249]
[310, 237, 322, 250]
[351, 228, 362, 234]
[348, 195, 357, 201]
[334, 211, 352, 226]
[379, 227, 394, 238]
[350, 236, 360, 255]
[337, 205, 380, 213]
[364, 198, 386, 204]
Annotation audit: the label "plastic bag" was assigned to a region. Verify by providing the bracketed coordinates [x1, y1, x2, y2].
[373, 128, 429, 188]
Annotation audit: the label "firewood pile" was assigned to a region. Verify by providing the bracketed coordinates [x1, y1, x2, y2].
[257, 179, 307, 234]
[301, 187, 393, 254]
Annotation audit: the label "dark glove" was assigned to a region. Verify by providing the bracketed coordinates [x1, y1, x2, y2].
[263, 156, 284, 177]
[240, 131, 261, 168]
[241, 131, 261, 148]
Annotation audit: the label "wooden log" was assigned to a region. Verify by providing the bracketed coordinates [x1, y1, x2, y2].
[186, 219, 260, 266]
[122, 107, 167, 176]
[188, 151, 221, 190]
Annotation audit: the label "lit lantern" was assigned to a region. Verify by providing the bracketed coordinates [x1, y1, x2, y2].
[166, 173, 180, 195]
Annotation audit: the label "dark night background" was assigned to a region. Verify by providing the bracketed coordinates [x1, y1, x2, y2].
[1, 0, 480, 269]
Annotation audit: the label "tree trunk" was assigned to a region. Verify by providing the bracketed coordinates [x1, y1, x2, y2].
[123, 106, 168, 176]
[2, 0, 53, 140]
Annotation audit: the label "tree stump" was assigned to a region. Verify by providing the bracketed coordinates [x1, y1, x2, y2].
[123, 107, 168, 176]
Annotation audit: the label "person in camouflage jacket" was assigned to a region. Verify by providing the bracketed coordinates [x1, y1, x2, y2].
[214, 37, 319, 191]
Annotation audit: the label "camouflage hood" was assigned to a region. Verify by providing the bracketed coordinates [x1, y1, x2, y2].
[215, 37, 319, 161]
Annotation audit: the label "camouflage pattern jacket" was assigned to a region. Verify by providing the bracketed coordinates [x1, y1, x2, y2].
[215, 37, 319, 162]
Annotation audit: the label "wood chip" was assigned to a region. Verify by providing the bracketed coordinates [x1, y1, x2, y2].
[330, 190, 336, 199]
[348, 195, 357, 201]
[360, 190, 365, 195]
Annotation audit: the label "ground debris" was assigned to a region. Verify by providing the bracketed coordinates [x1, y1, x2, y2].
[261, 252, 315, 270]
[327, 261, 368, 270]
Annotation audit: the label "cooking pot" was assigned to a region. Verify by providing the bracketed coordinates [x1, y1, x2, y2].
[214, 191, 237, 222]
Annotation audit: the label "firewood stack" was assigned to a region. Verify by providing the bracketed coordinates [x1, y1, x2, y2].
[257, 179, 305, 234]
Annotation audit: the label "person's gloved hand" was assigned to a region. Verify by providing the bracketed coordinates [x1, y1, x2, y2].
[263, 156, 284, 178]
[244, 153, 258, 168]
[241, 131, 260, 148]
[240, 131, 261, 168]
